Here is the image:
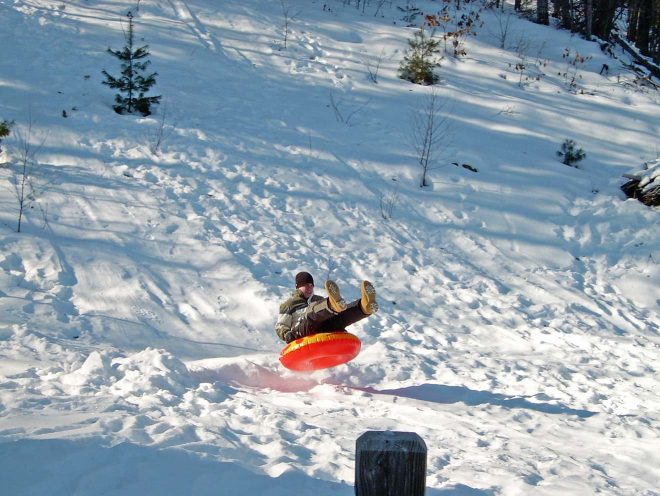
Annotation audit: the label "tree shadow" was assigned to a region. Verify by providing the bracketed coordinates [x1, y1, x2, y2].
[0, 437, 499, 495]
[0, 438, 351, 496]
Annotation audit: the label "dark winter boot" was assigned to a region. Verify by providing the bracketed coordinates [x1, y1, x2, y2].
[325, 280, 347, 313]
[360, 281, 378, 315]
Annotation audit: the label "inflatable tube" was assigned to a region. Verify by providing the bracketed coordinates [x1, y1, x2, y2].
[279, 331, 361, 371]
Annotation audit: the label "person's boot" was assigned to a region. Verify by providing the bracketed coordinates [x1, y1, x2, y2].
[360, 280, 378, 315]
[325, 280, 347, 313]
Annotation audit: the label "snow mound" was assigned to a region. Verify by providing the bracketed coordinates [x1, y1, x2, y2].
[109, 348, 194, 406]
[60, 350, 117, 387]
[58, 347, 195, 408]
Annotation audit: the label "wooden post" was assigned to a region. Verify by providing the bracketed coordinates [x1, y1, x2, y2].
[355, 431, 427, 496]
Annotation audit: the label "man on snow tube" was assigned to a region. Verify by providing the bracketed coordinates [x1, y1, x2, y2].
[275, 271, 378, 344]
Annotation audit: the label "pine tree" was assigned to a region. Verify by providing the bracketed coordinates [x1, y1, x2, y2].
[102, 12, 161, 116]
[398, 28, 442, 86]
[0, 119, 13, 155]
[557, 139, 586, 167]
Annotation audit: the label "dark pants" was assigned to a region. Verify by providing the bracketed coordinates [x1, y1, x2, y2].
[294, 299, 367, 338]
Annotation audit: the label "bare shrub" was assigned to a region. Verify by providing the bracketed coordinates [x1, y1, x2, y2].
[280, 0, 302, 50]
[379, 179, 400, 220]
[329, 91, 370, 126]
[411, 89, 451, 188]
[10, 119, 48, 232]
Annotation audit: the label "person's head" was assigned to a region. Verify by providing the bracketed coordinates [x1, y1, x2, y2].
[295, 271, 314, 298]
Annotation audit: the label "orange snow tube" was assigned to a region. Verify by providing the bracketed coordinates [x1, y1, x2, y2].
[279, 331, 362, 371]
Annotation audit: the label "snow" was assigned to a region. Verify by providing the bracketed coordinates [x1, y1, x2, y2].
[0, 0, 659, 494]
[625, 158, 659, 193]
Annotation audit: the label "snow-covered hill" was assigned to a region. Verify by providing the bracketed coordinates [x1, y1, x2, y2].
[0, 0, 658, 494]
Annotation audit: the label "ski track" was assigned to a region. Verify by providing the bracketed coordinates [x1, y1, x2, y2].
[167, 0, 218, 53]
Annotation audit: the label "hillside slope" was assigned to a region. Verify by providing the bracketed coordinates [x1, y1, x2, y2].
[0, 0, 658, 494]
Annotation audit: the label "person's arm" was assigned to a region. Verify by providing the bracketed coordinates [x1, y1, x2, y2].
[275, 312, 293, 342]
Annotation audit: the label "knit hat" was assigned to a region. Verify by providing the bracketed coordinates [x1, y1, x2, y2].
[295, 271, 314, 288]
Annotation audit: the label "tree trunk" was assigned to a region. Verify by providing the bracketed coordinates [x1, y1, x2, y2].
[585, 0, 593, 39]
[612, 31, 660, 80]
[592, 0, 618, 40]
[628, 0, 640, 43]
[636, 0, 651, 56]
[653, 0, 660, 63]
[538, 0, 549, 25]
[515, 0, 522, 11]
[551, 0, 560, 18]
[556, 0, 573, 31]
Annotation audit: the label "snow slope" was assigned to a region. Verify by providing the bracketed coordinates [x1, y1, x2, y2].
[0, 0, 658, 494]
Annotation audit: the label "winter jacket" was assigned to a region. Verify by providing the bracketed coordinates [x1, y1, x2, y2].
[275, 290, 326, 341]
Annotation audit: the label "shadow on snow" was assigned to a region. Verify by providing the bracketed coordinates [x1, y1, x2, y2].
[0, 438, 492, 495]
[0, 438, 348, 496]
[370, 383, 597, 418]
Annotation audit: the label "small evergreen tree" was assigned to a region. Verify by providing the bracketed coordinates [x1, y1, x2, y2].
[102, 12, 161, 116]
[557, 139, 586, 167]
[398, 27, 442, 85]
[0, 119, 13, 154]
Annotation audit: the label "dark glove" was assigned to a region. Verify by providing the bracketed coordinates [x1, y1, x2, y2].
[284, 326, 313, 343]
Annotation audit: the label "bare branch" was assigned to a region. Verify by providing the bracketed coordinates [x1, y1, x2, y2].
[379, 179, 400, 220]
[148, 102, 176, 155]
[280, 0, 302, 50]
[364, 48, 386, 84]
[411, 89, 452, 187]
[329, 91, 371, 126]
[11, 115, 47, 232]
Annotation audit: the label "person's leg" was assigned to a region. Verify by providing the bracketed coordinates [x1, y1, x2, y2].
[292, 298, 336, 338]
[317, 300, 368, 332]
[288, 281, 377, 340]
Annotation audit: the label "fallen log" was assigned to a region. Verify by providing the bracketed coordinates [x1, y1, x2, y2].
[621, 160, 660, 207]
[611, 31, 660, 82]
